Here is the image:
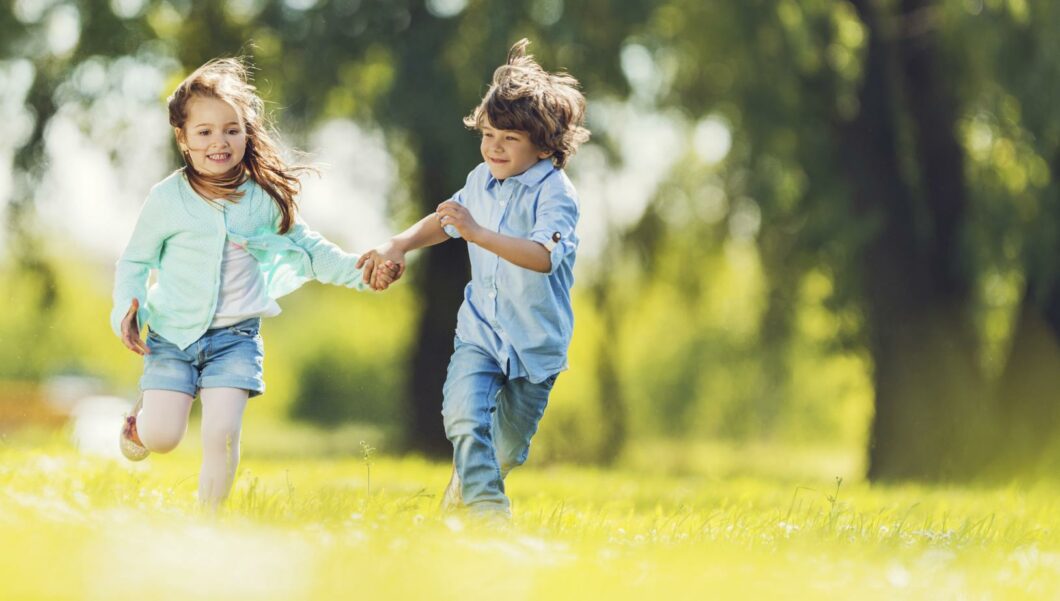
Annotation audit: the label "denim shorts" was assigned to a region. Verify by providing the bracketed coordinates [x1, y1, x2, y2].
[141, 318, 265, 398]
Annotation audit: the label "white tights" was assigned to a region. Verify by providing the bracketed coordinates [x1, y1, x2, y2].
[136, 387, 249, 508]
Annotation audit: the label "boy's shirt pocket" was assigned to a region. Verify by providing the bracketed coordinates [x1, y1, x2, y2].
[497, 193, 536, 237]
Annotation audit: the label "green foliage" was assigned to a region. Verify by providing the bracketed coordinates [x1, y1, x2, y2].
[8, 0, 1060, 477]
[0, 253, 140, 388]
[264, 278, 416, 425]
[289, 343, 402, 427]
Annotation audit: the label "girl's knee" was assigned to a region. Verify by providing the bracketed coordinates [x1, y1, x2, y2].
[137, 417, 185, 453]
[201, 422, 241, 450]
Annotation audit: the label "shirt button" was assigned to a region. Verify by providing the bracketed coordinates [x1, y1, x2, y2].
[488, 290, 497, 299]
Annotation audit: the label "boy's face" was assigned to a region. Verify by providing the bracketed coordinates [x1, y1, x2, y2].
[176, 95, 247, 177]
[479, 119, 552, 181]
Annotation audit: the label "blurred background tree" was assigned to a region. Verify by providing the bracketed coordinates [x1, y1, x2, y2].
[2, 0, 1059, 482]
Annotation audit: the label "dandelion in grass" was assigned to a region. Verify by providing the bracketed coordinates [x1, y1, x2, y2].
[360, 440, 376, 496]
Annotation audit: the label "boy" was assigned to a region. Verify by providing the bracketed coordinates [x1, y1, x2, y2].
[359, 39, 590, 518]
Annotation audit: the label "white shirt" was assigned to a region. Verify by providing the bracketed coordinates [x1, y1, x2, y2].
[209, 238, 281, 328]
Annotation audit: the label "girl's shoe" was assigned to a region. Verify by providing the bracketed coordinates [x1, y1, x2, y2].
[120, 395, 150, 461]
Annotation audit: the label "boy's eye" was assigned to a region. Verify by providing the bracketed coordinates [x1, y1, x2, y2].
[505, 136, 518, 141]
[198, 130, 210, 136]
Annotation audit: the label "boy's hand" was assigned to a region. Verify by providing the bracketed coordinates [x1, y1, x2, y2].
[436, 200, 483, 244]
[120, 298, 150, 356]
[356, 243, 406, 291]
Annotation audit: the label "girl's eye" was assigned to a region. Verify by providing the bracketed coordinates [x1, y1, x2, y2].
[228, 129, 240, 135]
[198, 130, 209, 136]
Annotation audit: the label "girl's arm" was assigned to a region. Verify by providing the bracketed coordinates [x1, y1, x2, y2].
[111, 193, 165, 342]
[284, 217, 372, 290]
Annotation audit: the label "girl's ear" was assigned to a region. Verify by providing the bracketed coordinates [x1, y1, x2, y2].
[173, 127, 187, 151]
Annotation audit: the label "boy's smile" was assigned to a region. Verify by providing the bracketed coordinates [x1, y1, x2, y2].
[479, 119, 552, 181]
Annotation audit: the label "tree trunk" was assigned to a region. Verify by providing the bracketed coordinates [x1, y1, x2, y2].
[843, 0, 987, 481]
[590, 277, 627, 465]
[992, 277, 1060, 474]
[402, 157, 471, 456]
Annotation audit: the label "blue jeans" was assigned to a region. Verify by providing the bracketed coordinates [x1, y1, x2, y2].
[141, 318, 265, 397]
[441, 338, 557, 515]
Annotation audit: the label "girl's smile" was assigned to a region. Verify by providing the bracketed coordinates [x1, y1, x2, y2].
[176, 96, 247, 176]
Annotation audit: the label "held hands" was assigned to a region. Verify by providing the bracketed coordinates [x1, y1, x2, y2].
[120, 298, 150, 356]
[356, 242, 406, 291]
[436, 200, 483, 243]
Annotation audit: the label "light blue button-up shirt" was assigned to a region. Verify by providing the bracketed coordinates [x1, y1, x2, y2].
[445, 158, 579, 384]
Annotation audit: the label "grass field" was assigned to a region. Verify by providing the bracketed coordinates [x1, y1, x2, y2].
[1, 430, 1058, 600]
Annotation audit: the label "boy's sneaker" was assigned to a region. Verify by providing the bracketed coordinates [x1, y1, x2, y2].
[119, 395, 150, 461]
[440, 464, 462, 511]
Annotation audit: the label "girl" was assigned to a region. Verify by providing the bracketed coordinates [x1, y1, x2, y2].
[111, 58, 396, 507]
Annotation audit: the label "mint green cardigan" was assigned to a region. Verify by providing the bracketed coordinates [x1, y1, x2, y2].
[111, 170, 368, 350]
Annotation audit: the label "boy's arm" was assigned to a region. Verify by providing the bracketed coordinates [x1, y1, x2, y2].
[393, 213, 452, 253]
[526, 180, 579, 275]
[357, 213, 450, 288]
[361, 166, 487, 288]
[436, 200, 551, 273]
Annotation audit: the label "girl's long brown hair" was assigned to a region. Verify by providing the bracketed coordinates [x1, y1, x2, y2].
[168, 58, 310, 234]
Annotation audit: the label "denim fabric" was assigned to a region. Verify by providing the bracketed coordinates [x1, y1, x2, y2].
[444, 159, 579, 384]
[140, 317, 265, 397]
[442, 337, 557, 515]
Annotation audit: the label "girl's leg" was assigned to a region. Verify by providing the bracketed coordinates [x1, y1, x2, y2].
[136, 390, 194, 453]
[198, 387, 249, 507]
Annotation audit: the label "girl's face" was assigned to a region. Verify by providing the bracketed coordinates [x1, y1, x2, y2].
[479, 118, 552, 181]
[176, 96, 247, 176]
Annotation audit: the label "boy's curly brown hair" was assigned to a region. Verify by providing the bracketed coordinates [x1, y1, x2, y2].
[464, 39, 590, 169]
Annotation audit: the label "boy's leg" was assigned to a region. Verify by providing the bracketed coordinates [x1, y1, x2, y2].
[198, 387, 249, 508]
[441, 340, 508, 514]
[493, 374, 556, 478]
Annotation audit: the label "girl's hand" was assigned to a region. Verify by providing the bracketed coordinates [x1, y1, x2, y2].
[121, 299, 150, 356]
[436, 200, 483, 244]
[356, 243, 406, 291]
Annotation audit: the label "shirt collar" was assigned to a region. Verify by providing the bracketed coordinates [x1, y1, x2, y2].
[484, 158, 556, 191]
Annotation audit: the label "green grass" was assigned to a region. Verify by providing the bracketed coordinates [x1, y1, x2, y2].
[1, 432, 1058, 600]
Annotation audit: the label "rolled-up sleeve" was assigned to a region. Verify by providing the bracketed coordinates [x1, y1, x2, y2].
[529, 179, 579, 275]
